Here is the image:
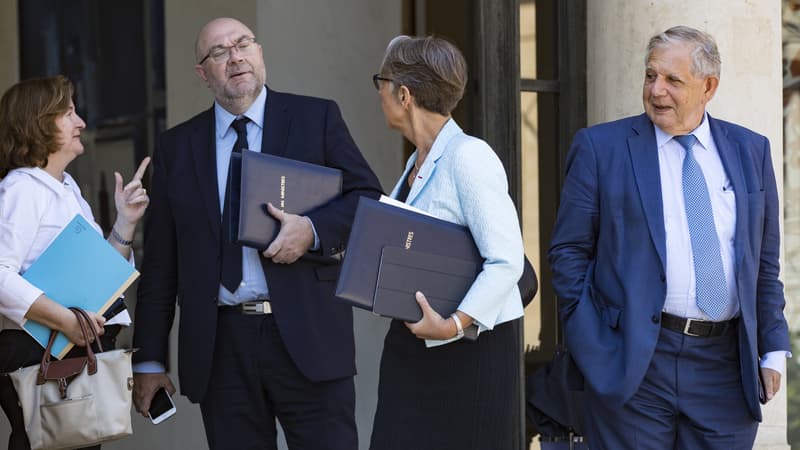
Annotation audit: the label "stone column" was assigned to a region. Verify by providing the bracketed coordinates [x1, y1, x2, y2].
[586, 2, 788, 449]
[0, 0, 18, 92]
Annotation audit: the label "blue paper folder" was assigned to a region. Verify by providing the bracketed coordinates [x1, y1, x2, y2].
[21, 214, 139, 359]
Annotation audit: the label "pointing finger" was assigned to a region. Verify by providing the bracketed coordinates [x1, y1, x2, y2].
[114, 172, 123, 195]
[132, 157, 151, 182]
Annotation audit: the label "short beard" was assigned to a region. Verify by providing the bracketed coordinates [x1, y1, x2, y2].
[217, 81, 261, 113]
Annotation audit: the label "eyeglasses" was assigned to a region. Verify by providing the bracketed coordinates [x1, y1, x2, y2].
[198, 36, 258, 64]
[372, 74, 394, 90]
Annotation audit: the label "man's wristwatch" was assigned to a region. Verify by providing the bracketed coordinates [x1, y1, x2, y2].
[450, 313, 464, 339]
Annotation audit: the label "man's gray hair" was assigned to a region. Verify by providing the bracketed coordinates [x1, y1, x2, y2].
[646, 25, 721, 78]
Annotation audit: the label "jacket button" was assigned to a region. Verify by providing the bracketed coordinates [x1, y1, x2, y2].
[651, 314, 660, 324]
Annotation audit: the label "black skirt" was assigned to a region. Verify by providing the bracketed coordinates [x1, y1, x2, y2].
[369, 319, 520, 450]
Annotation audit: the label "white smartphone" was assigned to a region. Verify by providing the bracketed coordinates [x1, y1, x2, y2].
[148, 387, 177, 424]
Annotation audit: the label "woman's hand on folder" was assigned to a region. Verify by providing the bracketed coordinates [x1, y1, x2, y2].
[261, 202, 314, 264]
[405, 292, 472, 340]
[25, 295, 105, 346]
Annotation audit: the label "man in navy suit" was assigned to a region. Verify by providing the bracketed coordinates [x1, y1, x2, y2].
[549, 26, 790, 449]
[131, 17, 382, 449]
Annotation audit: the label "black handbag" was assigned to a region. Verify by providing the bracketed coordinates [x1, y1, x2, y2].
[519, 255, 538, 308]
[462, 255, 538, 340]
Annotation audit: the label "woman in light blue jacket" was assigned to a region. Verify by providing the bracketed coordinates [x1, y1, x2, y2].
[369, 35, 525, 450]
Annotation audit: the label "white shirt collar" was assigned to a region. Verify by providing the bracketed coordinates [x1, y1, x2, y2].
[15, 167, 76, 197]
[653, 112, 712, 151]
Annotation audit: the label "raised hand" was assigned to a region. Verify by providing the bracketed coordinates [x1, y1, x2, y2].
[114, 157, 151, 227]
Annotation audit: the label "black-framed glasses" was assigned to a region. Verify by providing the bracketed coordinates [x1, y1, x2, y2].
[198, 36, 258, 64]
[372, 74, 394, 90]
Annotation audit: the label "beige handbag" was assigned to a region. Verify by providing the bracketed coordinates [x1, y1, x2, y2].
[8, 308, 134, 450]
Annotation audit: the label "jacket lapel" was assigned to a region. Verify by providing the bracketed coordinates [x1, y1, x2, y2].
[628, 114, 667, 271]
[191, 107, 222, 238]
[406, 119, 459, 205]
[708, 115, 747, 277]
[262, 87, 290, 156]
[405, 155, 436, 205]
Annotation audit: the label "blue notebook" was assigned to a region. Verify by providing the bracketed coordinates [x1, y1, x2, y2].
[21, 214, 140, 359]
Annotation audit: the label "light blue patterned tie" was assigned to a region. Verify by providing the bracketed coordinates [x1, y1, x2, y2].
[676, 134, 728, 321]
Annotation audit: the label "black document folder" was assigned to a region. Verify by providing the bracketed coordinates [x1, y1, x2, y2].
[373, 247, 480, 322]
[228, 151, 343, 250]
[335, 197, 483, 312]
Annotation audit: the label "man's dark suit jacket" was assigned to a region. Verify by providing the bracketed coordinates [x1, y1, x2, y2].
[548, 113, 790, 421]
[133, 87, 382, 402]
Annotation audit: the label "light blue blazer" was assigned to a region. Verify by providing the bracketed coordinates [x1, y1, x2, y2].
[389, 119, 524, 331]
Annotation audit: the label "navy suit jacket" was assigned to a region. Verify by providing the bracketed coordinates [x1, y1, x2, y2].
[133, 87, 382, 402]
[548, 113, 790, 420]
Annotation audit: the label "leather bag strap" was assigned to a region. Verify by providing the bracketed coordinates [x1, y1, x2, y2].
[36, 308, 101, 389]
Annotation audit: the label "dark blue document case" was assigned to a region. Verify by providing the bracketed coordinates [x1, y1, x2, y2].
[228, 151, 342, 250]
[335, 197, 483, 314]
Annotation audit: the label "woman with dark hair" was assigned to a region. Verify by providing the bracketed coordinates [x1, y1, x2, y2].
[0, 75, 150, 450]
[369, 36, 525, 450]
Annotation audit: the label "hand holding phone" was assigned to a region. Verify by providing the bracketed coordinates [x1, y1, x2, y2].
[148, 387, 177, 424]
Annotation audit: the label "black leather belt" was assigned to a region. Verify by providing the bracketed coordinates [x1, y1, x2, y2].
[220, 300, 272, 315]
[661, 312, 736, 337]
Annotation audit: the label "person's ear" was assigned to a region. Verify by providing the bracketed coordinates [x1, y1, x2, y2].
[194, 64, 208, 83]
[703, 75, 719, 103]
[399, 85, 411, 106]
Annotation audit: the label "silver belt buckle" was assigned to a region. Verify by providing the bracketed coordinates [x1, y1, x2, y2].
[682, 318, 700, 337]
[241, 300, 272, 315]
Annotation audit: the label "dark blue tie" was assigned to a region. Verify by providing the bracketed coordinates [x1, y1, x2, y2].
[675, 134, 728, 320]
[220, 117, 250, 293]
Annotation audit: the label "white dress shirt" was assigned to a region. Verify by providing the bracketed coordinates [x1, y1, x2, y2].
[655, 114, 786, 374]
[0, 167, 132, 332]
[657, 115, 737, 321]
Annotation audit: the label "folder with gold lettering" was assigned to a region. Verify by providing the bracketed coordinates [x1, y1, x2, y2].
[335, 196, 483, 313]
[230, 151, 343, 250]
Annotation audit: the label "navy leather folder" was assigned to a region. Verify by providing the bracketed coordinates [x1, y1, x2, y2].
[228, 151, 343, 250]
[335, 197, 483, 312]
[373, 247, 480, 322]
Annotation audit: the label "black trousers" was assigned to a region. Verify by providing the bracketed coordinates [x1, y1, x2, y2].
[0, 327, 120, 450]
[200, 309, 357, 450]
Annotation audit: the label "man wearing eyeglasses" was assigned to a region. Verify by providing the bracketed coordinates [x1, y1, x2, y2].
[131, 17, 382, 450]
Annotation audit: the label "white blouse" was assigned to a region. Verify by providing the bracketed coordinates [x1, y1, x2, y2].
[0, 167, 132, 332]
